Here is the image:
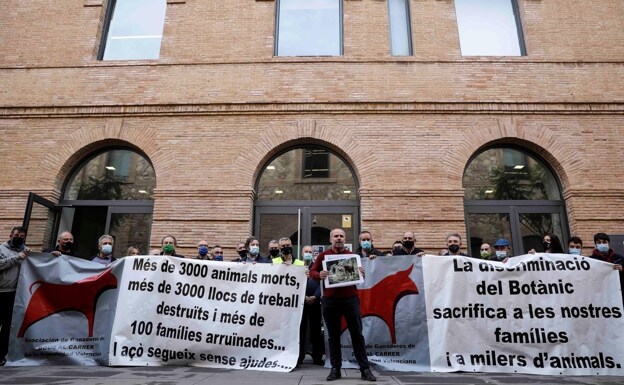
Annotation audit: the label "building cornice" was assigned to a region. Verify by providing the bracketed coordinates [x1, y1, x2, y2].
[1, 102, 623, 118]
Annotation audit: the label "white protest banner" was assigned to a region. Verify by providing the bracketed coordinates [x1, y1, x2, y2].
[9, 253, 121, 365]
[9, 252, 624, 376]
[109, 256, 306, 371]
[423, 253, 624, 375]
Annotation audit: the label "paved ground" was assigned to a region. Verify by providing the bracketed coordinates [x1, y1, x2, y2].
[2, 363, 624, 385]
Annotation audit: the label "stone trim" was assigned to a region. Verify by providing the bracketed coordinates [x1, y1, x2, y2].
[2, 103, 623, 118]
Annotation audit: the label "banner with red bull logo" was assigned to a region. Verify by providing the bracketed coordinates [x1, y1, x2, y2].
[9, 253, 306, 371]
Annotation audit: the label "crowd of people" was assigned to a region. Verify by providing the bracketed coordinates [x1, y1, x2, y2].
[1, 225, 623, 380]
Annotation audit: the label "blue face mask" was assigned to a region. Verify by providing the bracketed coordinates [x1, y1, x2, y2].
[303, 252, 313, 262]
[198, 246, 209, 256]
[101, 244, 113, 255]
[568, 248, 581, 255]
[597, 243, 609, 253]
[495, 250, 507, 260]
[249, 245, 260, 256]
[214, 255, 223, 261]
[360, 240, 372, 250]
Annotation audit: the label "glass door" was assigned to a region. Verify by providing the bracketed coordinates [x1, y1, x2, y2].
[58, 202, 153, 259]
[465, 202, 568, 257]
[22, 193, 60, 252]
[255, 204, 358, 259]
[107, 206, 153, 257]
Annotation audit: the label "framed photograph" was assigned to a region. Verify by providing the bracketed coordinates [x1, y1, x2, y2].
[322, 253, 363, 288]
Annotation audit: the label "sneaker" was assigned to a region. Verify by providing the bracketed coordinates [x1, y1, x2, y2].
[0, 359, 6, 367]
[326, 367, 341, 381]
[361, 368, 376, 382]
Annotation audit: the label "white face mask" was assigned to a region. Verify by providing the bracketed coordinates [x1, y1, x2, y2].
[495, 250, 507, 259]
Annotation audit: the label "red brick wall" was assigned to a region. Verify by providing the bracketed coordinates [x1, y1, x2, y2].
[0, 1, 622, 256]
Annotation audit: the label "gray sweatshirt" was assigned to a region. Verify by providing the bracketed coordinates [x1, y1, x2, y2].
[0, 241, 24, 292]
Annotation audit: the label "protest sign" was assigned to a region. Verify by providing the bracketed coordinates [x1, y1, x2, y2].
[8, 252, 624, 376]
[109, 256, 305, 371]
[9, 255, 306, 371]
[345, 256, 431, 371]
[423, 253, 624, 375]
[9, 253, 120, 365]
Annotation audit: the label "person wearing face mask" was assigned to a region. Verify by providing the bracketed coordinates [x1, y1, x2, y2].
[234, 236, 271, 264]
[442, 233, 471, 257]
[355, 231, 384, 260]
[567, 236, 584, 256]
[92, 234, 116, 265]
[45, 231, 80, 258]
[492, 238, 512, 261]
[303, 247, 315, 266]
[479, 243, 492, 259]
[528, 233, 564, 254]
[272, 237, 304, 265]
[267, 239, 281, 259]
[0, 226, 29, 366]
[590, 233, 624, 269]
[393, 231, 425, 256]
[211, 245, 224, 261]
[195, 240, 210, 260]
[590, 233, 624, 304]
[160, 235, 185, 258]
[235, 242, 247, 261]
[389, 241, 403, 256]
[298, 245, 324, 366]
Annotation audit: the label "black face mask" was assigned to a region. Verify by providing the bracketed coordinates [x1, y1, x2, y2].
[542, 242, 551, 251]
[280, 246, 293, 255]
[62, 242, 74, 250]
[402, 240, 414, 250]
[269, 249, 280, 257]
[448, 244, 460, 253]
[238, 250, 247, 258]
[11, 236, 24, 248]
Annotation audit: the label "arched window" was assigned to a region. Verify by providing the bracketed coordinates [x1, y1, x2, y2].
[254, 146, 358, 258]
[463, 147, 568, 257]
[60, 148, 155, 259]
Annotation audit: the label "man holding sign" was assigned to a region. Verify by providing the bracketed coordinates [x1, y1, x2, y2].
[309, 228, 376, 382]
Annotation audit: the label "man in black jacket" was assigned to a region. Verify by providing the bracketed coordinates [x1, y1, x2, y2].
[354, 231, 384, 260]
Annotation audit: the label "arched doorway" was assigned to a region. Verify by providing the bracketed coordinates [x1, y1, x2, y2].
[57, 148, 155, 258]
[254, 146, 359, 258]
[463, 146, 568, 257]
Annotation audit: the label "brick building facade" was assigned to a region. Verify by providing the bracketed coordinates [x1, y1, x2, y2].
[0, 0, 622, 258]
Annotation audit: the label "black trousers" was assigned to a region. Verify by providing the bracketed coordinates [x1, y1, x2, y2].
[321, 295, 370, 370]
[0, 291, 16, 359]
[298, 302, 325, 363]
